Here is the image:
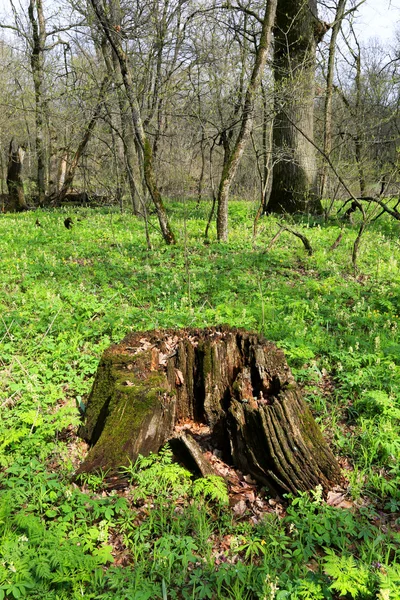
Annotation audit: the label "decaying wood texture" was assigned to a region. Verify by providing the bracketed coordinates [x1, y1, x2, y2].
[6, 139, 28, 212]
[78, 327, 340, 496]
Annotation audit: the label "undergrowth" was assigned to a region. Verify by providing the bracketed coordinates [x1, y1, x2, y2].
[0, 200, 399, 598]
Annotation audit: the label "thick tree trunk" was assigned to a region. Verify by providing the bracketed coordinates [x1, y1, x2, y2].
[78, 327, 341, 496]
[216, 0, 277, 241]
[7, 139, 28, 212]
[267, 0, 325, 214]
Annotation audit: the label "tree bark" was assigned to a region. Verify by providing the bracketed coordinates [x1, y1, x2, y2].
[216, 0, 277, 241]
[90, 0, 176, 245]
[57, 151, 68, 191]
[101, 23, 142, 216]
[78, 327, 341, 496]
[28, 0, 47, 206]
[7, 139, 28, 212]
[354, 50, 366, 197]
[267, 0, 326, 214]
[55, 76, 109, 203]
[320, 0, 347, 199]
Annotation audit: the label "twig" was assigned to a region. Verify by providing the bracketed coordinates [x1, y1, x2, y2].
[281, 225, 313, 256]
[329, 231, 343, 251]
[265, 224, 313, 255]
[265, 225, 285, 252]
[38, 307, 62, 347]
[352, 220, 367, 275]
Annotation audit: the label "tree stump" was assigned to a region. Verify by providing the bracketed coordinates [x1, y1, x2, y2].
[78, 327, 340, 495]
[6, 139, 27, 212]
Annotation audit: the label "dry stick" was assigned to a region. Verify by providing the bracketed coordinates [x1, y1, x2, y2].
[38, 307, 62, 347]
[329, 232, 343, 251]
[205, 192, 217, 240]
[281, 110, 366, 270]
[352, 219, 366, 270]
[281, 225, 313, 256]
[370, 194, 398, 223]
[337, 194, 400, 221]
[366, 196, 400, 221]
[265, 224, 313, 256]
[265, 225, 285, 252]
[325, 181, 341, 220]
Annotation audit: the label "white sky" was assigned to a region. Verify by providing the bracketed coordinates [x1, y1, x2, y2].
[0, 0, 398, 46]
[354, 0, 399, 43]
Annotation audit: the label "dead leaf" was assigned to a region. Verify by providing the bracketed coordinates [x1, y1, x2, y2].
[243, 474, 257, 485]
[231, 499, 247, 516]
[124, 380, 134, 387]
[244, 490, 256, 503]
[158, 352, 168, 366]
[327, 491, 353, 509]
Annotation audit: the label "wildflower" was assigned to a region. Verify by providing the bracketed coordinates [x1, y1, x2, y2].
[18, 535, 28, 543]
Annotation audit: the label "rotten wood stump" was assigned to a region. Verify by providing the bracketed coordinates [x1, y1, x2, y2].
[6, 139, 27, 212]
[78, 327, 340, 495]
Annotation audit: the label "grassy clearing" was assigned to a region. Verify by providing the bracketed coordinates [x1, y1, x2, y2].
[0, 201, 400, 599]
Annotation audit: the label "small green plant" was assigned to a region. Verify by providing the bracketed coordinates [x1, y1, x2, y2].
[294, 578, 326, 600]
[79, 468, 109, 492]
[192, 474, 229, 506]
[324, 550, 371, 598]
[121, 447, 192, 501]
[284, 487, 359, 560]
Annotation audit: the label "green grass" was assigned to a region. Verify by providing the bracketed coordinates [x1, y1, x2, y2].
[0, 200, 400, 599]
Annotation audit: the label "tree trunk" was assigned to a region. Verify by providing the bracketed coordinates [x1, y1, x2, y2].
[354, 52, 366, 197]
[267, 0, 325, 214]
[216, 0, 277, 241]
[320, 0, 347, 199]
[28, 0, 47, 206]
[55, 76, 109, 203]
[7, 139, 28, 212]
[101, 21, 142, 216]
[57, 151, 68, 191]
[90, 0, 176, 245]
[78, 327, 341, 496]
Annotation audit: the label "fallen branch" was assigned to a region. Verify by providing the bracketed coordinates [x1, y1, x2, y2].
[265, 224, 313, 255]
[329, 231, 343, 251]
[337, 196, 400, 222]
[265, 225, 285, 251]
[281, 224, 313, 255]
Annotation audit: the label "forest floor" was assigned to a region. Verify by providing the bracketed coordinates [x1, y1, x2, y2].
[0, 200, 400, 599]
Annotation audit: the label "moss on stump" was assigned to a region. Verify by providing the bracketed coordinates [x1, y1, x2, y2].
[78, 327, 341, 495]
